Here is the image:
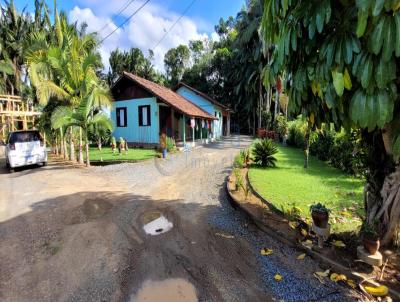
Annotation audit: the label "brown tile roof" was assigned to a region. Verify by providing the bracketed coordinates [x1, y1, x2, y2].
[176, 82, 231, 112]
[121, 72, 216, 120]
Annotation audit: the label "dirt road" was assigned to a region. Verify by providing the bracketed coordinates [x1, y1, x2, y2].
[0, 136, 363, 301]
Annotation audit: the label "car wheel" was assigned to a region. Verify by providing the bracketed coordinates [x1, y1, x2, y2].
[42, 161, 48, 167]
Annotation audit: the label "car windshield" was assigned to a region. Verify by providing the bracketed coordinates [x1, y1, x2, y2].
[9, 131, 42, 144]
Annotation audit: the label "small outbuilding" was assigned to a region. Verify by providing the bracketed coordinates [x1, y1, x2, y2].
[110, 72, 218, 147]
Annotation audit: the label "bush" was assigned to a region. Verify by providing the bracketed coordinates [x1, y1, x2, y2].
[252, 139, 278, 167]
[310, 130, 335, 161]
[166, 136, 175, 152]
[274, 114, 288, 140]
[287, 118, 307, 148]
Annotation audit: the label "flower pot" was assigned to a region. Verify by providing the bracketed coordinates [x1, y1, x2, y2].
[363, 237, 380, 255]
[311, 211, 329, 228]
[257, 128, 267, 138]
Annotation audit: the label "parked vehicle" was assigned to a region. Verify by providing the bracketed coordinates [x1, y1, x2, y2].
[5, 130, 47, 172]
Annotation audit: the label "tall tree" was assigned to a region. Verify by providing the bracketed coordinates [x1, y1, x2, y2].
[261, 0, 400, 245]
[164, 44, 190, 87]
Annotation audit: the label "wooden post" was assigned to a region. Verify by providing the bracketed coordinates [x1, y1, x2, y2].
[171, 108, 175, 139]
[200, 119, 203, 143]
[192, 119, 195, 146]
[182, 114, 186, 145]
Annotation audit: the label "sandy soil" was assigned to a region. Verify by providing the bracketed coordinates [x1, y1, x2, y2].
[0, 137, 363, 301]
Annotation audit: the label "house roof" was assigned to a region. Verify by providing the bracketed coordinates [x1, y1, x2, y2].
[176, 82, 231, 112]
[117, 72, 217, 120]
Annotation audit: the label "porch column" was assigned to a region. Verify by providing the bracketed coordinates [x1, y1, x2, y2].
[182, 114, 186, 145]
[227, 114, 231, 136]
[192, 118, 195, 146]
[171, 108, 175, 139]
[200, 119, 203, 143]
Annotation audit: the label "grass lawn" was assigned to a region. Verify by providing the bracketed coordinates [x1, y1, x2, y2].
[87, 147, 157, 162]
[248, 145, 365, 234]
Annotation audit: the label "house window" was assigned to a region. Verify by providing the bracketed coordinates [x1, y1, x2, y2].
[138, 105, 151, 126]
[116, 107, 127, 127]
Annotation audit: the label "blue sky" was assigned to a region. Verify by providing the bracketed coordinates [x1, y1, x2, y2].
[13, 0, 245, 70]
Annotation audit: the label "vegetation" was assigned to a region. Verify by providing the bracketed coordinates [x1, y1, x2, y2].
[261, 0, 400, 245]
[87, 147, 156, 162]
[166, 137, 176, 153]
[310, 203, 330, 214]
[248, 146, 364, 234]
[252, 138, 278, 167]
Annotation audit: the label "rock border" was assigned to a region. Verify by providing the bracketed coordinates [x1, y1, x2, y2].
[226, 168, 400, 301]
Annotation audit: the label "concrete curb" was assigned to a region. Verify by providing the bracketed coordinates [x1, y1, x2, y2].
[226, 169, 400, 301]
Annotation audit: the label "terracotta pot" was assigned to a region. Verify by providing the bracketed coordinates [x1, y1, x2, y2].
[257, 128, 267, 138]
[363, 237, 380, 255]
[311, 211, 329, 228]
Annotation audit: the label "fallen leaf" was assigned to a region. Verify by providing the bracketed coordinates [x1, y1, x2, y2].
[347, 279, 356, 289]
[288, 221, 297, 229]
[297, 253, 306, 260]
[274, 274, 283, 282]
[332, 240, 346, 248]
[313, 273, 325, 284]
[330, 273, 347, 282]
[302, 239, 313, 249]
[300, 228, 308, 237]
[361, 284, 388, 297]
[315, 269, 330, 278]
[215, 232, 234, 239]
[260, 248, 273, 256]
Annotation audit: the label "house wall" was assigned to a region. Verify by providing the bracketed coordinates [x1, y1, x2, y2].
[176, 86, 222, 139]
[111, 97, 159, 144]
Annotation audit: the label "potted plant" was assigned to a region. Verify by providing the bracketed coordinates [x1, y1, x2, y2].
[361, 222, 380, 255]
[310, 203, 330, 228]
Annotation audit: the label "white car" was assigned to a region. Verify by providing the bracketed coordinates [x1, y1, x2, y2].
[5, 130, 47, 172]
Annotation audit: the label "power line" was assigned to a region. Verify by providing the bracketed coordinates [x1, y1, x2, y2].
[153, 0, 197, 50]
[96, 0, 137, 33]
[100, 0, 151, 44]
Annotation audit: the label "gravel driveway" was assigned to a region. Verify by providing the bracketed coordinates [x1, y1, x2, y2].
[0, 136, 364, 301]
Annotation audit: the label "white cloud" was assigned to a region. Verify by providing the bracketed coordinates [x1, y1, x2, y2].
[68, 1, 212, 73]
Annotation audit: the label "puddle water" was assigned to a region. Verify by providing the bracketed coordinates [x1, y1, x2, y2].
[143, 214, 173, 235]
[131, 278, 198, 302]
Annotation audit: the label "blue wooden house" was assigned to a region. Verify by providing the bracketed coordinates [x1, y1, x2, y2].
[175, 82, 231, 138]
[110, 72, 220, 147]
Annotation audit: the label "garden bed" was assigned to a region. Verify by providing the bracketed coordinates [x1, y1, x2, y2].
[248, 145, 365, 234]
[227, 167, 400, 300]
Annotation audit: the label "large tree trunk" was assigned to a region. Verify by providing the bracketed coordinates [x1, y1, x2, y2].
[364, 129, 399, 246]
[258, 78, 263, 129]
[78, 127, 84, 164]
[60, 127, 65, 159]
[69, 127, 75, 162]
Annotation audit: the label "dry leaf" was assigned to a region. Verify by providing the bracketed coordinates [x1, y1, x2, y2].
[215, 232, 234, 239]
[332, 240, 346, 248]
[302, 239, 313, 248]
[315, 269, 330, 278]
[260, 248, 273, 256]
[274, 274, 283, 282]
[288, 221, 297, 229]
[346, 279, 356, 289]
[297, 253, 306, 260]
[362, 284, 388, 297]
[330, 273, 347, 282]
[313, 273, 325, 284]
[300, 228, 308, 237]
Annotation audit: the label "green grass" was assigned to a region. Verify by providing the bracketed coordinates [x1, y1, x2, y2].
[248, 145, 365, 234]
[87, 147, 157, 162]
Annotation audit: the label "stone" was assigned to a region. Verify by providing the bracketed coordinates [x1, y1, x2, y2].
[357, 246, 383, 266]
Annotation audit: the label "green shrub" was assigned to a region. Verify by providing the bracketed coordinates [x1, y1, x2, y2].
[310, 130, 335, 161]
[166, 136, 176, 152]
[287, 118, 307, 148]
[252, 139, 278, 167]
[274, 114, 288, 140]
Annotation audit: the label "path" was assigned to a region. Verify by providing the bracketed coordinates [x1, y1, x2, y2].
[0, 136, 364, 301]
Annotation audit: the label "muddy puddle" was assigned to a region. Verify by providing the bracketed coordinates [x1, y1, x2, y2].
[142, 211, 173, 235]
[131, 278, 198, 302]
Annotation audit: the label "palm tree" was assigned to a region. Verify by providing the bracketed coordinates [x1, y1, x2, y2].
[26, 3, 109, 163]
[51, 92, 112, 166]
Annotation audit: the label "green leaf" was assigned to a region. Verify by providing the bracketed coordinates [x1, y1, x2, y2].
[365, 94, 376, 130]
[372, 0, 385, 16]
[395, 13, 400, 57]
[383, 16, 395, 61]
[344, 68, 352, 90]
[350, 89, 366, 125]
[356, 10, 368, 37]
[344, 37, 353, 64]
[369, 17, 385, 54]
[361, 56, 373, 88]
[332, 69, 344, 96]
[291, 30, 297, 51]
[316, 5, 324, 33]
[335, 38, 343, 64]
[377, 90, 393, 128]
[326, 42, 335, 67]
[309, 19, 316, 39]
